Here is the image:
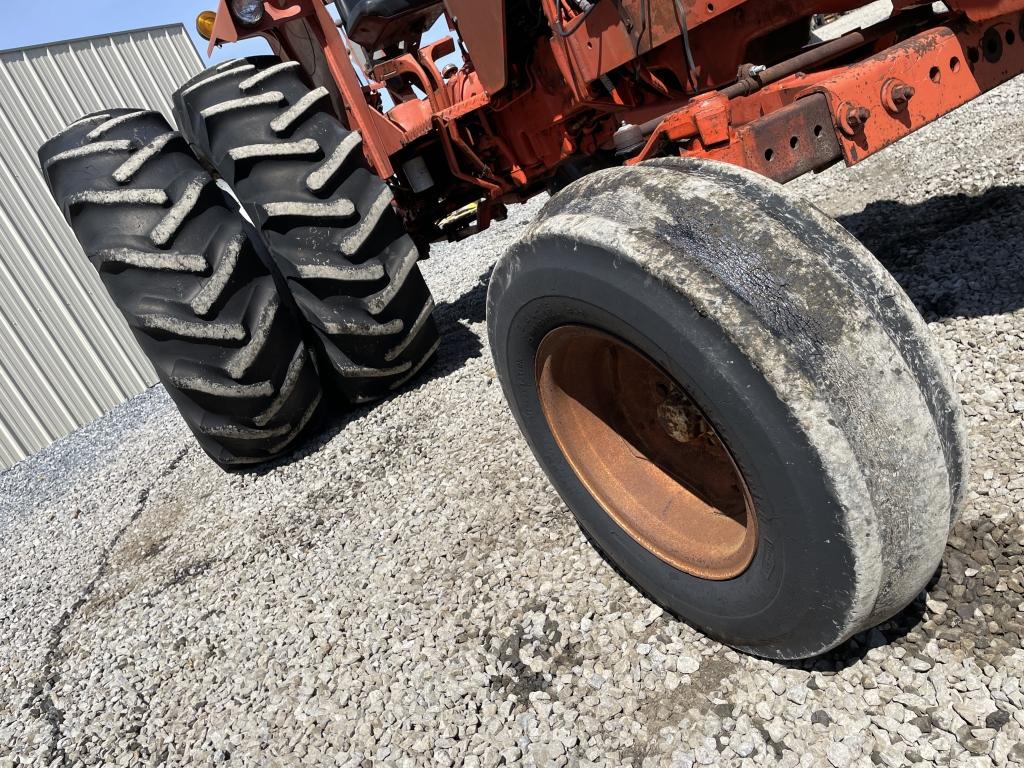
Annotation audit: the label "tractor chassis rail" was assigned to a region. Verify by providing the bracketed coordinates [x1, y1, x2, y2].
[634, 10, 1024, 183]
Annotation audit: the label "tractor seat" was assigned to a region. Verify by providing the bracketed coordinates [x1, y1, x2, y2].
[335, 0, 444, 51]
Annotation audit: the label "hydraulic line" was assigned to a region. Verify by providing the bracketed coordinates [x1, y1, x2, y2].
[555, 0, 597, 36]
[672, 0, 700, 91]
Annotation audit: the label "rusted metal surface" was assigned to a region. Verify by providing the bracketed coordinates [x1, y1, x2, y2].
[702, 94, 844, 183]
[684, 0, 876, 87]
[535, 326, 758, 580]
[558, 0, 683, 84]
[804, 15, 1024, 164]
[205, 1, 1024, 241]
[719, 21, 882, 98]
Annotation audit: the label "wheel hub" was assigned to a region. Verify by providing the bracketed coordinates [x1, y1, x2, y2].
[535, 326, 757, 580]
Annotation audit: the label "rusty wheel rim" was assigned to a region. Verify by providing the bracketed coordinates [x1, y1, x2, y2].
[535, 326, 757, 580]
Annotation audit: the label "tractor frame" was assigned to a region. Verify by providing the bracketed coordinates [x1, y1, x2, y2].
[205, 0, 1024, 245]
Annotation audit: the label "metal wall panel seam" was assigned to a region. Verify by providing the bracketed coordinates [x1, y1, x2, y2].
[4, 49, 164, 389]
[0, 266, 84, 433]
[0, 368, 35, 462]
[4, 52, 158, 385]
[127, 37, 172, 109]
[0, 145, 130, 404]
[0, 25, 202, 468]
[0, 88, 135, 404]
[4, 40, 180, 387]
[0, 321, 57, 450]
[0, 189, 108, 420]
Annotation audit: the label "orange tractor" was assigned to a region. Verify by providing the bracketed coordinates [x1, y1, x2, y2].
[39, 0, 1024, 658]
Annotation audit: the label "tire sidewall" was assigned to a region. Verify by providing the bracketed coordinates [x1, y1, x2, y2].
[489, 235, 860, 658]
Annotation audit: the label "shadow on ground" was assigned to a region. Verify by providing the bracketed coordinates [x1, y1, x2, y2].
[242, 267, 493, 475]
[837, 184, 1024, 320]
[786, 505, 1024, 674]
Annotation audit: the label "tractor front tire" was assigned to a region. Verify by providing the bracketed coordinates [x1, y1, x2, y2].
[39, 109, 324, 469]
[173, 58, 439, 404]
[486, 158, 967, 659]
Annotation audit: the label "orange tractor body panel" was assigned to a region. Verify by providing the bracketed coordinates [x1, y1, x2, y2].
[206, 0, 1024, 241]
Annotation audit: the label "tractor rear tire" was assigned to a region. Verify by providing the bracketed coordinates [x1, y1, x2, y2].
[39, 109, 324, 469]
[486, 158, 967, 659]
[172, 58, 439, 404]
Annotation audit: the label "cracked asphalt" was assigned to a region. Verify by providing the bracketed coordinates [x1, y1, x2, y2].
[3, 20, 1024, 768]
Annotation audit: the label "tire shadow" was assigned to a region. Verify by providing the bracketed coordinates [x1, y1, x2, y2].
[791, 186, 1024, 669]
[390, 265, 493, 393]
[784, 506, 1023, 673]
[433, 266, 493, 326]
[836, 184, 1024, 321]
[240, 268, 493, 475]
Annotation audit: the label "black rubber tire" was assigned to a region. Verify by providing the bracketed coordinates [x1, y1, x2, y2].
[486, 158, 968, 660]
[172, 58, 439, 403]
[39, 108, 324, 470]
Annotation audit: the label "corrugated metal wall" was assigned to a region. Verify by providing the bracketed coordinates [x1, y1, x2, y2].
[0, 25, 203, 469]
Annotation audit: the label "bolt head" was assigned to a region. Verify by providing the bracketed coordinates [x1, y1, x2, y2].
[892, 84, 916, 103]
[882, 80, 916, 113]
[847, 106, 871, 127]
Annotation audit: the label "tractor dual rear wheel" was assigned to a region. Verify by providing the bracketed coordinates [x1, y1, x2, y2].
[39, 109, 324, 469]
[173, 57, 440, 404]
[487, 158, 967, 659]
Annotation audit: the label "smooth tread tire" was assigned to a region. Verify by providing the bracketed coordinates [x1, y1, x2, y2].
[39, 108, 325, 469]
[486, 158, 968, 659]
[172, 57, 440, 404]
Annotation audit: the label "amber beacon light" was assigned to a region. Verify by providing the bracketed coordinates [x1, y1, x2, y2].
[196, 11, 217, 41]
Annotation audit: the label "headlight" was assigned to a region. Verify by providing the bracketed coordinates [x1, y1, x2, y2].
[230, 0, 264, 26]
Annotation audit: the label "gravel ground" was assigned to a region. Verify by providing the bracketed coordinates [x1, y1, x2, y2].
[3, 57, 1024, 768]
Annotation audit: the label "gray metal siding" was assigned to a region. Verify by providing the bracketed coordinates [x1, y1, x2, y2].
[0, 25, 204, 468]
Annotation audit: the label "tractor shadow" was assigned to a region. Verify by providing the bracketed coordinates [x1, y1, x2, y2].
[783, 500, 1023, 673]
[836, 183, 1024, 321]
[239, 269, 492, 475]
[782, 189, 1024, 671]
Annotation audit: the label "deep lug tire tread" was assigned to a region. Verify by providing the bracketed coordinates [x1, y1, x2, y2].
[173, 57, 439, 403]
[39, 109, 324, 469]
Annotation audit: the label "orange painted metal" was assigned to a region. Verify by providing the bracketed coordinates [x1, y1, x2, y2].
[629, 10, 1024, 180]
[207, 0, 302, 54]
[684, 0, 876, 86]
[307, 0, 405, 177]
[557, 0, 682, 84]
[536, 326, 758, 580]
[692, 94, 844, 183]
[203, 0, 1024, 238]
[549, 0, 853, 88]
[802, 18, 1024, 164]
[444, 0, 508, 94]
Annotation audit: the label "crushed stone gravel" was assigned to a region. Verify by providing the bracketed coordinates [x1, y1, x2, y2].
[2, 60, 1024, 768]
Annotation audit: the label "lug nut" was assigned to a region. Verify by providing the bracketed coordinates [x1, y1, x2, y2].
[882, 79, 916, 113]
